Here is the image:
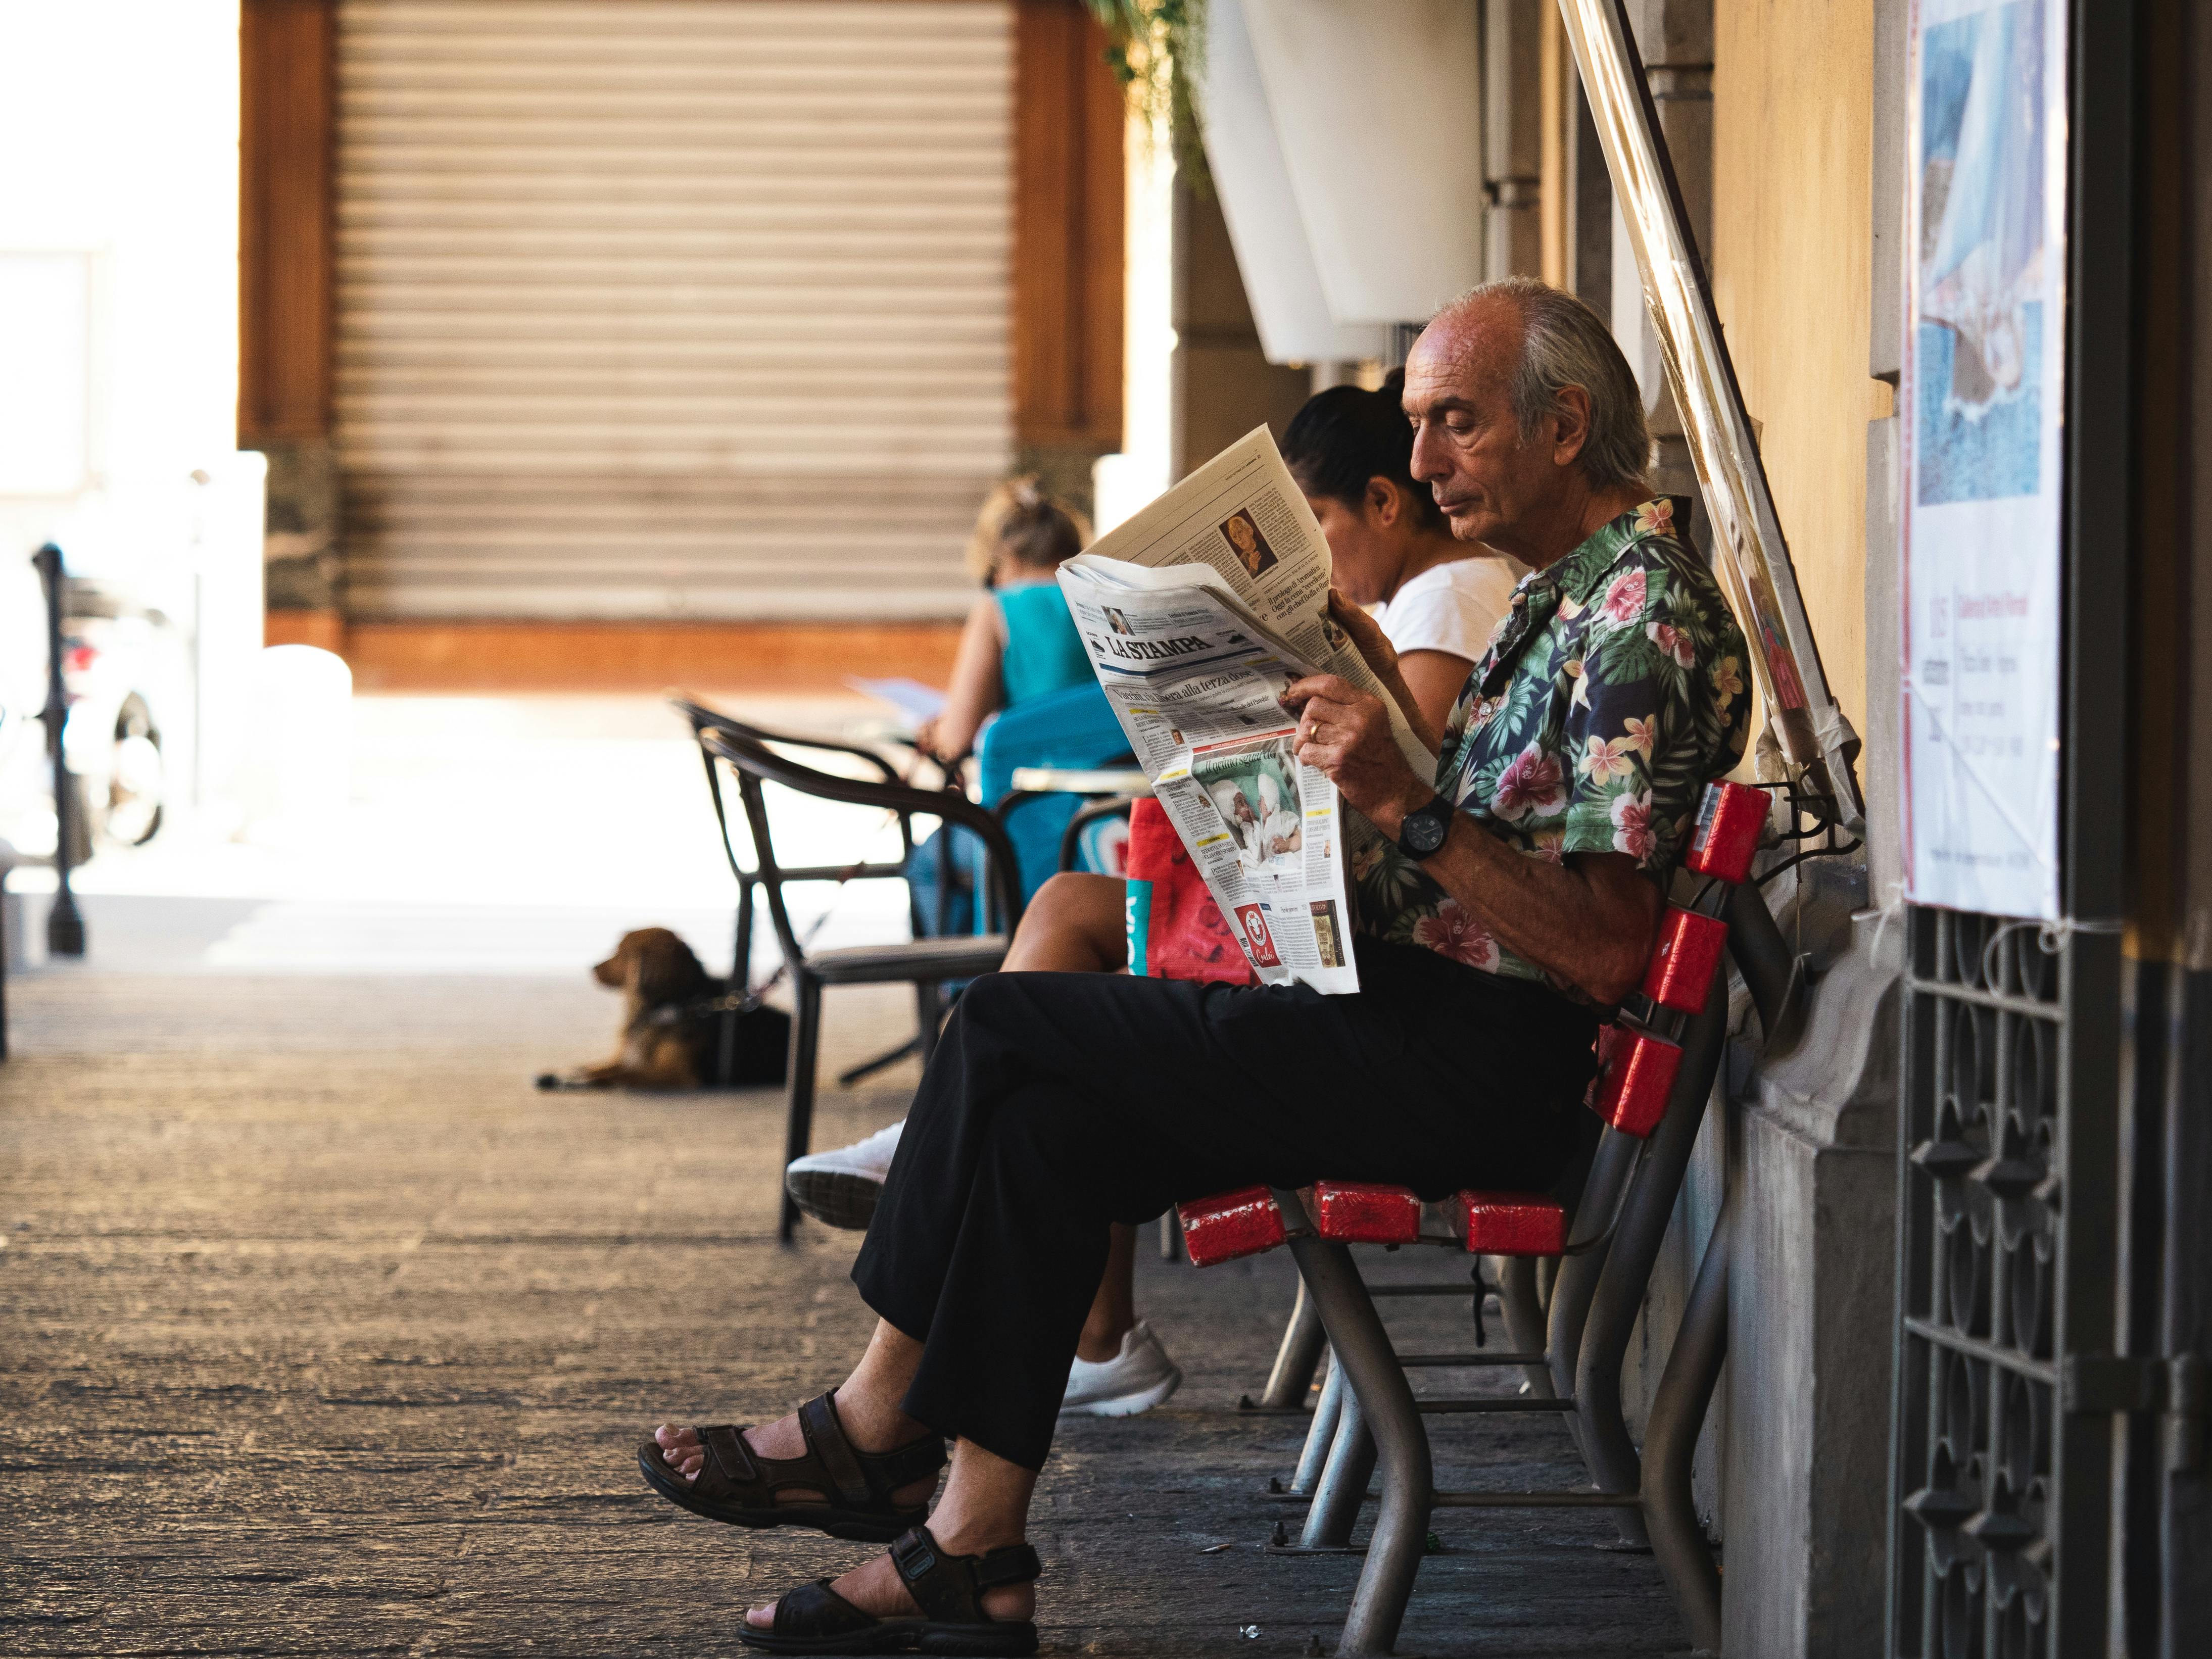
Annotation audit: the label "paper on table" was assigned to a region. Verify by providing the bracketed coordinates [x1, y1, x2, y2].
[846, 677, 946, 724]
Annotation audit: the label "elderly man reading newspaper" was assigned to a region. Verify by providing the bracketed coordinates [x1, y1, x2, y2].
[638, 279, 1751, 1657]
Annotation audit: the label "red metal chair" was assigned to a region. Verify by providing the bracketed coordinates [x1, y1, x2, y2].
[1171, 780, 1796, 1656]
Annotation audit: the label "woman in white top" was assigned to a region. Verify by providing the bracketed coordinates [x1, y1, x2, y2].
[1281, 367, 1527, 730]
[773, 374, 1524, 1421]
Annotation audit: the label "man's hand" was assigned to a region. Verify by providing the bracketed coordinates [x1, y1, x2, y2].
[1282, 673, 1432, 828]
[1323, 589, 1447, 755]
[1327, 589, 1399, 680]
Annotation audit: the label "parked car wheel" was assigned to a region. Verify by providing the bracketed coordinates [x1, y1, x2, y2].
[101, 695, 164, 847]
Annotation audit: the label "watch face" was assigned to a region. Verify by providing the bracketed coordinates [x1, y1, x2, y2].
[1405, 810, 1447, 856]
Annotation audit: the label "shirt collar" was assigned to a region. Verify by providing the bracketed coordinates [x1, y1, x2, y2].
[1530, 495, 1692, 605]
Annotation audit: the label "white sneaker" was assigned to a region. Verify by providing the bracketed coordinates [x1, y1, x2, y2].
[784, 1119, 905, 1231]
[1061, 1320, 1183, 1417]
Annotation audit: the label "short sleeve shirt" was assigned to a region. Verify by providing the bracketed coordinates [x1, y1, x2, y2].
[1350, 496, 1753, 984]
[1371, 553, 1527, 663]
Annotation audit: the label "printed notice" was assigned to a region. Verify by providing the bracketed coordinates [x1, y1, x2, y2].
[1901, 0, 2066, 919]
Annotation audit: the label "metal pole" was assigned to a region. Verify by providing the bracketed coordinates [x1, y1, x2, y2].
[1642, 1193, 1730, 1655]
[1545, 1129, 1641, 1437]
[1258, 1276, 1330, 1409]
[1281, 1194, 1431, 1657]
[1299, 1369, 1374, 1549]
[1496, 1254, 1559, 1401]
[1290, 1347, 1345, 1495]
[31, 545, 84, 957]
[1574, 992, 1729, 1548]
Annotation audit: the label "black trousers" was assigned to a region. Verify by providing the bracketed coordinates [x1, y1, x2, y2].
[850, 938, 1601, 1471]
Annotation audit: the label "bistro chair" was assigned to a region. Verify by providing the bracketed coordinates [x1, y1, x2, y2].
[701, 725, 1025, 1241]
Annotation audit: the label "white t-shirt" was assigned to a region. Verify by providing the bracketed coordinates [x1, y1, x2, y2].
[1371, 554, 1527, 663]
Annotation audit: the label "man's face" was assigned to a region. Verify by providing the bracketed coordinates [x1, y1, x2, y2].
[1402, 297, 1574, 547]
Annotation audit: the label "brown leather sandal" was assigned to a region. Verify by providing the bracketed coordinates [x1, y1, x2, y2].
[737, 1525, 1042, 1655]
[635, 1392, 945, 1543]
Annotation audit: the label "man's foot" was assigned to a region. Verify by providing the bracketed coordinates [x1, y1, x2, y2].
[650, 1391, 936, 1510]
[744, 1529, 1036, 1634]
[1060, 1320, 1182, 1417]
[784, 1119, 904, 1230]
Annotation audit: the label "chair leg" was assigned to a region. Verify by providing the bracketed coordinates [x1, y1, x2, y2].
[1290, 1348, 1344, 1495]
[779, 974, 823, 1244]
[1573, 995, 1727, 1547]
[1643, 1193, 1730, 1655]
[1257, 1276, 1328, 1409]
[717, 880, 757, 1087]
[733, 876, 755, 992]
[1496, 1255, 1557, 1401]
[1284, 1225, 1431, 1657]
[1300, 1368, 1374, 1548]
[1545, 1128, 1642, 1462]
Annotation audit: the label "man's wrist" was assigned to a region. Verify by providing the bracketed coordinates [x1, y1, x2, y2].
[1365, 779, 1440, 841]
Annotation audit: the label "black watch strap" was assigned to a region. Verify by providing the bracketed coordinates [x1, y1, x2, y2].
[1396, 793, 1455, 861]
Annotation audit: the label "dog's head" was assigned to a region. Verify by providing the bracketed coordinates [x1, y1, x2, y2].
[594, 928, 710, 1008]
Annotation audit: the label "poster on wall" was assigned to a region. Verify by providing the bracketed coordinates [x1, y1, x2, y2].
[1901, 0, 2068, 920]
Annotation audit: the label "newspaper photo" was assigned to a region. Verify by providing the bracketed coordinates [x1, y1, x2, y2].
[1057, 427, 1438, 994]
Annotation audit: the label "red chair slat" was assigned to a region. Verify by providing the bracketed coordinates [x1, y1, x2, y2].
[1177, 1186, 1285, 1267]
[1682, 780, 1767, 884]
[1457, 1190, 1568, 1256]
[1308, 1181, 1423, 1244]
[1596, 1028, 1684, 1137]
[1641, 906, 1730, 1013]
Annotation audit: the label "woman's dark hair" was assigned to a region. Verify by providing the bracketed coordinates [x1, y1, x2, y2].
[1280, 369, 1446, 531]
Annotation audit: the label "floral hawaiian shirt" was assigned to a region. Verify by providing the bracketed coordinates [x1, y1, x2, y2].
[1350, 496, 1752, 985]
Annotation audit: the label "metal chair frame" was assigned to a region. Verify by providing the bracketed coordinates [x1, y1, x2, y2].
[700, 725, 1027, 1241]
[1275, 879, 1798, 1657]
[671, 698, 922, 988]
[676, 697, 981, 1089]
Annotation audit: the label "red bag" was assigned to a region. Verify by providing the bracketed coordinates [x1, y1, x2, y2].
[1123, 797, 1259, 986]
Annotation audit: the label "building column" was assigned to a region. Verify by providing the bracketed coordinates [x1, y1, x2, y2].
[1610, 0, 1711, 504]
[1483, 0, 1543, 279]
[1715, 2, 1902, 1654]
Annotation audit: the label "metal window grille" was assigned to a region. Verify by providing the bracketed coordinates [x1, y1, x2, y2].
[1892, 908, 2074, 1658]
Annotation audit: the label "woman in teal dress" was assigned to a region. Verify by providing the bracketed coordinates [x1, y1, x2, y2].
[914, 479, 1092, 762]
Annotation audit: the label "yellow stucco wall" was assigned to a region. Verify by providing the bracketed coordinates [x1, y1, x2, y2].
[1710, 1, 1876, 739]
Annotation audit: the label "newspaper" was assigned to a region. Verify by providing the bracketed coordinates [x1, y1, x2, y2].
[1057, 427, 1437, 994]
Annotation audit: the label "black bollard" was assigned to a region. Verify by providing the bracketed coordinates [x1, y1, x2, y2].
[31, 544, 85, 957]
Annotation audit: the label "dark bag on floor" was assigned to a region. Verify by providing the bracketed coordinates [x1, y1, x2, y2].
[703, 995, 792, 1087]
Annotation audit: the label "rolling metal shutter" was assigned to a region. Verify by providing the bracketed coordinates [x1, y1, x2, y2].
[334, 0, 1013, 620]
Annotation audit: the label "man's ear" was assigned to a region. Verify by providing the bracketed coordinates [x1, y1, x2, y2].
[1366, 475, 1401, 527]
[1551, 386, 1594, 468]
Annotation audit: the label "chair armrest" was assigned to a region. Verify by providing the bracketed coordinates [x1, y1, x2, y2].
[670, 696, 908, 787]
[702, 728, 1027, 931]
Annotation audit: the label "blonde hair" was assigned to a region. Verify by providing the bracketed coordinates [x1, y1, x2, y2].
[965, 475, 1091, 584]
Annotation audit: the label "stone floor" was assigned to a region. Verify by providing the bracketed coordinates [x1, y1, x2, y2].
[1, 967, 1688, 1657]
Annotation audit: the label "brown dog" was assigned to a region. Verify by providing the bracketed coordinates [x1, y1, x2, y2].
[564, 926, 717, 1089]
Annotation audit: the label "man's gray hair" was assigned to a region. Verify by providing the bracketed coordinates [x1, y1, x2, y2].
[1444, 276, 1651, 493]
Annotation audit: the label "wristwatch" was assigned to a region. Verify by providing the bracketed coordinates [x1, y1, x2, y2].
[1396, 793, 1455, 860]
